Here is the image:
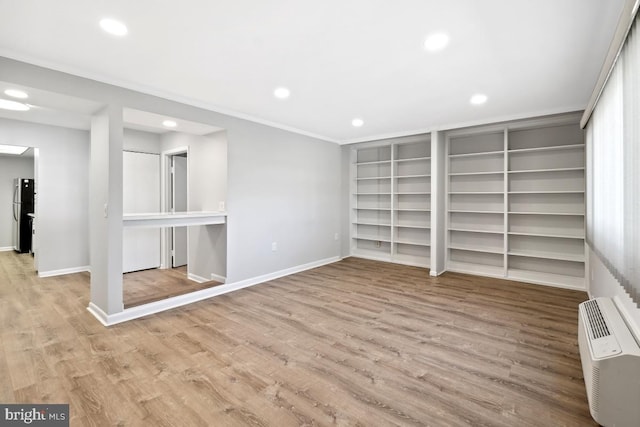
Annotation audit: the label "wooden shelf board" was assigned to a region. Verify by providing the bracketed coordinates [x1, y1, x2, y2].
[449, 150, 504, 159]
[354, 207, 392, 211]
[356, 176, 392, 181]
[396, 192, 430, 195]
[395, 208, 430, 212]
[355, 160, 392, 166]
[395, 240, 430, 247]
[449, 210, 503, 214]
[354, 236, 392, 243]
[507, 231, 584, 239]
[396, 224, 430, 229]
[353, 222, 392, 227]
[508, 167, 584, 174]
[508, 190, 584, 194]
[507, 269, 585, 290]
[447, 261, 505, 278]
[448, 245, 504, 255]
[123, 211, 226, 228]
[448, 228, 503, 235]
[396, 174, 431, 179]
[508, 250, 584, 263]
[507, 143, 584, 154]
[351, 250, 392, 263]
[508, 211, 584, 216]
[448, 171, 504, 177]
[395, 156, 431, 163]
[448, 192, 503, 195]
[356, 192, 392, 195]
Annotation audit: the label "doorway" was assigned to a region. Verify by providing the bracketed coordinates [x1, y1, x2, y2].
[1, 145, 38, 271]
[170, 153, 188, 268]
[161, 146, 189, 271]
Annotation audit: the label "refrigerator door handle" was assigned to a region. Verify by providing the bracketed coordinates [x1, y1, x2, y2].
[13, 183, 19, 221]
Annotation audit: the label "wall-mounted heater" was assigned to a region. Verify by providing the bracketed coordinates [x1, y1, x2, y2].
[578, 297, 640, 427]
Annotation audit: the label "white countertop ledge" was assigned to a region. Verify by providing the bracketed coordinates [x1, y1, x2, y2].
[123, 211, 227, 228]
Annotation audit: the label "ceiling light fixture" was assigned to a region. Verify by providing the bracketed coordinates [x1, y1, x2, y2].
[0, 99, 30, 111]
[424, 33, 450, 52]
[100, 18, 128, 36]
[352, 118, 364, 127]
[0, 144, 28, 155]
[273, 87, 290, 99]
[4, 89, 28, 99]
[162, 120, 177, 128]
[470, 94, 488, 105]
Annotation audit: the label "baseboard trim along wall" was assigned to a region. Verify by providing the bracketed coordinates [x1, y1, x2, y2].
[0, 246, 14, 252]
[87, 256, 341, 326]
[210, 273, 226, 283]
[187, 273, 209, 284]
[39, 265, 90, 278]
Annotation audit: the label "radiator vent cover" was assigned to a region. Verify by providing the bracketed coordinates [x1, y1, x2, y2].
[583, 299, 610, 339]
[578, 297, 640, 427]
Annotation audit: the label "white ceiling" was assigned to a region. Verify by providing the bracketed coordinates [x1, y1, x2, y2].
[123, 108, 223, 135]
[0, 0, 626, 143]
[0, 80, 101, 130]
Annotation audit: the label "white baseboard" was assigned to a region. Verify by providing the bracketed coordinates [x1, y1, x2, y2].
[87, 302, 109, 326]
[210, 273, 226, 283]
[0, 246, 14, 252]
[39, 265, 90, 278]
[187, 273, 209, 283]
[88, 256, 340, 326]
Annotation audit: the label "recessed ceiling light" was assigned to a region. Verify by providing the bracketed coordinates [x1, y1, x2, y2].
[424, 33, 449, 52]
[0, 99, 30, 111]
[162, 120, 177, 128]
[4, 89, 28, 99]
[470, 94, 488, 105]
[274, 87, 290, 99]
[352, 118, 364, 127]
[100, 18, 128, 36]
[0, 144, 28, 155]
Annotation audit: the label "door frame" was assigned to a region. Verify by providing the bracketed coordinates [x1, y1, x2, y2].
[160, 146, 189, 270]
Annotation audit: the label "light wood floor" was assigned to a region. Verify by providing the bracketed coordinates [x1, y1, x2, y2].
[0, 251, 595, 426]
[123, 266, 223, 308]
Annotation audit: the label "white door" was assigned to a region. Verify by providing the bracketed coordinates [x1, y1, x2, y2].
[123, 151, 161, 273]
[171, 155, 188, 267]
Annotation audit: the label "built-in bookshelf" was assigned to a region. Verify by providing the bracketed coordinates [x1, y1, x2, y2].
[445, 116, 585, 289]
[447, 131, 506, 277]
[351, 136, 431, 267]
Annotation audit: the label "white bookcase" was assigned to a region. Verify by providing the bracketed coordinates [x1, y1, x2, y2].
[351, 135, 431, 267]
[447, 130, 506, 277]
[445, 114, 586, 289]
[506, 122, 585, 288]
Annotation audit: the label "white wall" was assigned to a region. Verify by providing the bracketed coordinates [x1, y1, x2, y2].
[123, 128, 161, 154]
[161, 131, 227, 280]
[0, 118, 90, 274]
[226, 124, 341, 282]
[0, 156, 34, 249]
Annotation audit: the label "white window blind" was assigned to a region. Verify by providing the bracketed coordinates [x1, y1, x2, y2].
[586, 15, 640, 307]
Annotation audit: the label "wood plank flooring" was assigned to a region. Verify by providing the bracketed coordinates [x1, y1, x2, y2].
[0, 251, 596, 426]
[123, 266, 223, 308]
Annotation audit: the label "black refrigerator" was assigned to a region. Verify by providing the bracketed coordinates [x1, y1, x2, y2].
[12, 178, 35, 253]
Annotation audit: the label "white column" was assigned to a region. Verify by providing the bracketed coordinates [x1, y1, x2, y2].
[89, 105, 124, 318]
[430, 130, 446, 275]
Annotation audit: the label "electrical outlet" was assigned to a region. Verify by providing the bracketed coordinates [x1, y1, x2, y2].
[272, 242, 277, 252]
[219, 201, 225, 211]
